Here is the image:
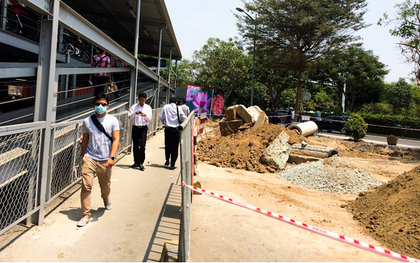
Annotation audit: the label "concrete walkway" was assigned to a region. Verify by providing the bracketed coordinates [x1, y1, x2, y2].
[0, 129, 182, 262]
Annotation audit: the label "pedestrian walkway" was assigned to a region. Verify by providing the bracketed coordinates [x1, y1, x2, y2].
[0, 129, 182, 262]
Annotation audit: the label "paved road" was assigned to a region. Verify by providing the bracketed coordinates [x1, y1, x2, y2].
[317, 131, 420, 148]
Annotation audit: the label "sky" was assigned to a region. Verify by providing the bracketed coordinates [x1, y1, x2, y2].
[165, 0, 413, 83]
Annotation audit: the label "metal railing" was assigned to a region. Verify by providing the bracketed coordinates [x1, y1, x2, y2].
[178, 112, 195, 262]
[0, 109, 163, 240]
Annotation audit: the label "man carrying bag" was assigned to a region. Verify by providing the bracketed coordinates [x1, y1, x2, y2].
[78, 93, 120, 227]
[159, 97, 186, 170]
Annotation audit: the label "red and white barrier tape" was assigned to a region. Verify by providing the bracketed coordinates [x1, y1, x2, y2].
[182, 183, 419, 262]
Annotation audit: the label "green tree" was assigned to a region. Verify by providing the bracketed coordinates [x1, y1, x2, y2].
[175, 59, 197, 88]
[237, 0, 368, 119]
[379, 0, 420, 83]
[310, 46, 388, 112]
[384, 78, 413, 113]
[190, 38, 250, 103]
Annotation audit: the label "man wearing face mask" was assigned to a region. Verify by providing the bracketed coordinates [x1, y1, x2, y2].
[78, 93, 120, 227]
[128, 92, 152, 171]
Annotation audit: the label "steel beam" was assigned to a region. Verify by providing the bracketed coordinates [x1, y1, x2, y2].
[1, 0, 7, 30]
[32, 0, 60, 225]
[18, 0, 52, 16]
[56, 67, 130, 75]
[0, 67, 37, 78]
[155, 26, 163, 108]
[58, 2, 136, 67]
[0, 30, 39, 54]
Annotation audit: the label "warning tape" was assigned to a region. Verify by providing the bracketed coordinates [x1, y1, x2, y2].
[182, 183, 419, 262]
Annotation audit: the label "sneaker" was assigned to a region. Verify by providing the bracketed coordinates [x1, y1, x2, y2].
[77, 217, 90, 227]
[130, 163, 140, 169]
[164, 161, 169, 166]
[169, 166, 176, 170]
[139, 164, 145, 171]
[104, 199, 112, 210]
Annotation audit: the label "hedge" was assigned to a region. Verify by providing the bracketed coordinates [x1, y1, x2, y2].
[360, 113, 420, 139]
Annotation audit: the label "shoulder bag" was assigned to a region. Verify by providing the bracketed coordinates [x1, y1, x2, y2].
[90, 115, 113, 141]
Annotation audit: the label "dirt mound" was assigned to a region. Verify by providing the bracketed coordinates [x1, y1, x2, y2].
[347, 166, 420, 259]
[197, 123, 306, 173]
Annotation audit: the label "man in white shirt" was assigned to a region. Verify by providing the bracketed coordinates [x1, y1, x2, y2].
[79, 93, 120, 227]
[179, 98, 190, 117]
[128, 92, 152, 171]
[159, 97, 187, 170]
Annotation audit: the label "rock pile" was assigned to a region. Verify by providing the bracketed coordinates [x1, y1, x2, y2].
[219, 105, 268, 136]
[278, 156, 382, 194]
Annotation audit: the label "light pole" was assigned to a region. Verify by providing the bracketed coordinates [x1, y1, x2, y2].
[236, 7, 256, 106]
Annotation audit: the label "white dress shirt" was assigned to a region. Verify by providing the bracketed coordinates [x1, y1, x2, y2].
[128, 103, 152, 126]
[159, 103, 187, 128]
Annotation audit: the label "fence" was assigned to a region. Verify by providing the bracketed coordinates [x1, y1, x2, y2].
[0, 109, 163, 237]
[178, 112, 195, 262]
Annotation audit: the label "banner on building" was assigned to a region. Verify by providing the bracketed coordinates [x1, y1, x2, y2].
[186, 84, 224, 117]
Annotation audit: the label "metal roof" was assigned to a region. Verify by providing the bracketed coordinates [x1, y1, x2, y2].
[61, 0, 182, 60]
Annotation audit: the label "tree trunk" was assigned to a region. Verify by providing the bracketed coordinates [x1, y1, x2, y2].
[294, 69, 303, 122]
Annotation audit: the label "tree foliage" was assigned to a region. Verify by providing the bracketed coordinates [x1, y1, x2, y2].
[236, 0, 368, 119]
[175, 59, 197, 88]
[309, 46, 388, 111]
[385, 78, 413, 113]
[189, 38, 250, 101]
[379, 0, 420, 83]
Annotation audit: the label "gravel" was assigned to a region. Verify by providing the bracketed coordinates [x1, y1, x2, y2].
[277, 157, 382, 194]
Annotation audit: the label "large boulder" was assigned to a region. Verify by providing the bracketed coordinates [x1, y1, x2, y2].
[236, 105, 253, 123]
[247, 105, 265, 123]
[219, 119, 244, 136]
[251, 111, 269, 131]
[225, 105, 238, 121]
[260, 131, 291, 170]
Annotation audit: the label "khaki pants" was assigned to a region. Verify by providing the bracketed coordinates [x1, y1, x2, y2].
[81, 155, 112, 218]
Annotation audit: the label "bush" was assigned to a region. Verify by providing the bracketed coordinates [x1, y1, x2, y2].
[344, 113, 367, 141]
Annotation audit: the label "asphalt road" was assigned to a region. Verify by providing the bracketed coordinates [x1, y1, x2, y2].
[317, 130, 420, 149]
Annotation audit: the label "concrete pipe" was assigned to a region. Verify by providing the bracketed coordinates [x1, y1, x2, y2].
[288, 121, 318, 137]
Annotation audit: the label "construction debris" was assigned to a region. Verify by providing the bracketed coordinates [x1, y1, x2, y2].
[219, 104, 268, 136]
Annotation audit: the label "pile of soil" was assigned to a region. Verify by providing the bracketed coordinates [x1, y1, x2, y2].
[197, 123, 306, 173]
[347, 166, 420, 259]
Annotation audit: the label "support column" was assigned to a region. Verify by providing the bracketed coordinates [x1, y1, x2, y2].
[31, 0, 60, 225]
[166, 48, 172, 104]
[1, 0, 7, 30]
[174, 60, 178, 91]
[155, 26, 163, 108]
[132, 0, 141, 107]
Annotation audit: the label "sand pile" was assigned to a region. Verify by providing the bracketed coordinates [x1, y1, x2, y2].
[347, 165, 420, 259]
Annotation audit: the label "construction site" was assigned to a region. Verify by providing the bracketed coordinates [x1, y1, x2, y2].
[189, 104, 420, 262]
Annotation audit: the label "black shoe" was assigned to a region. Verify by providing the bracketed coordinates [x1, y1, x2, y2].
[164, 161, 169, 166]
[130, 163, 140, 169]
[139, 164, 145, 171]
[169, 166, 176, 170]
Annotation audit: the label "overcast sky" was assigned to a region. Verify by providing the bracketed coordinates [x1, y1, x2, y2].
[165, 0, 413, 83]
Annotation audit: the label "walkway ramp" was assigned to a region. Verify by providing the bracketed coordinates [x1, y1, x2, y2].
[0, 129, 182, 262]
